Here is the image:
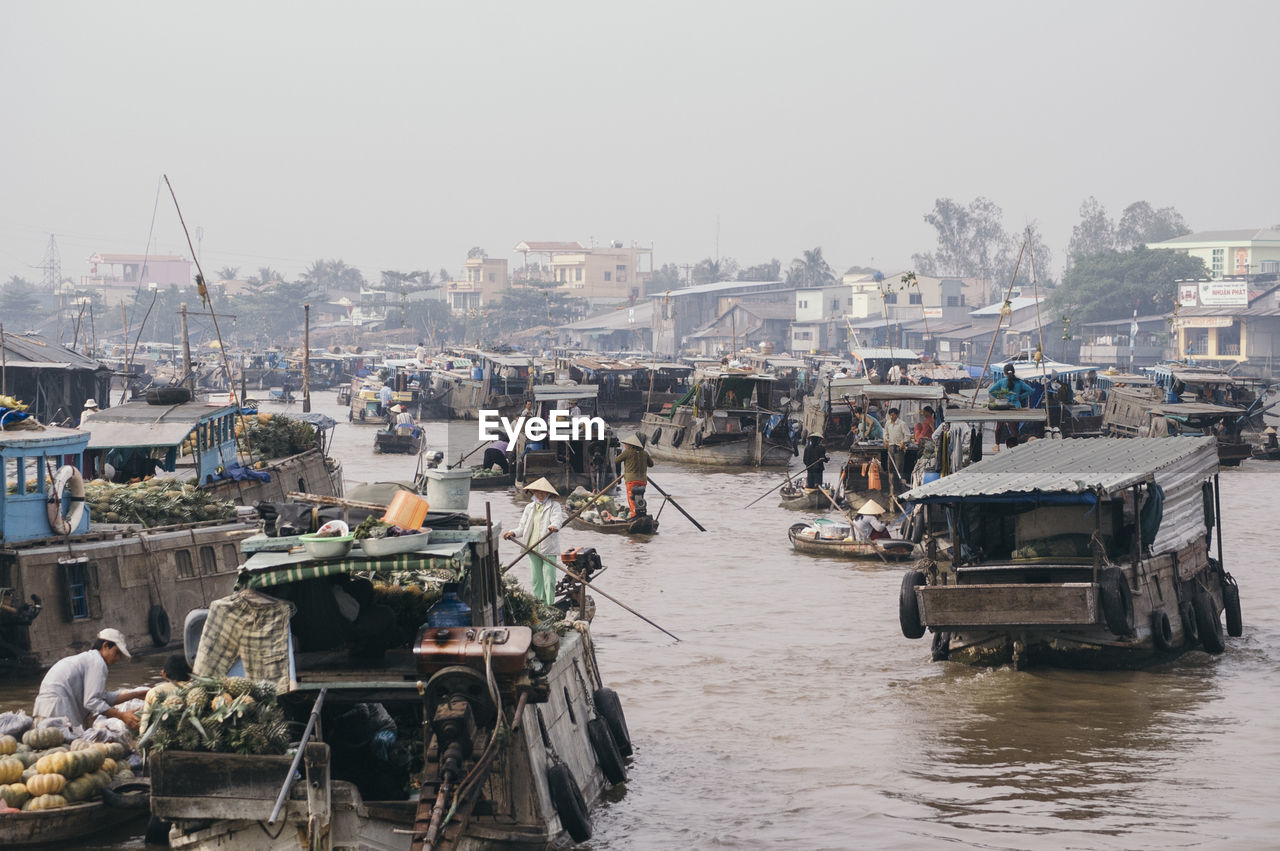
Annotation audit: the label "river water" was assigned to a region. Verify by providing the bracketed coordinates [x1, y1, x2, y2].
[5, 392, 1279, 849]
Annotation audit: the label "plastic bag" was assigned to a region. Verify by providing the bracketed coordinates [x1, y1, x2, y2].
[0, 709, 33, 738]
[35, 715, 75, 741]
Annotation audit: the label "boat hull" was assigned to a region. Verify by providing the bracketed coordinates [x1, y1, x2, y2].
[0, 800, 145, 848]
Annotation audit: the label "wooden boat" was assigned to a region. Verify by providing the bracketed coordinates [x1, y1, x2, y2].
[779, 483, 834, 510]
[152, 522, 630, 849]
[571, 512, 658, 536]
[636, 369, 796, 467]
[0, 800, 145, 848]
[468, 466, 515, 489]
[898, 436, 1242, 669]
[373, 428, 421, 454]
[513, 384, 618, 493]
[788, 520, 916, 561]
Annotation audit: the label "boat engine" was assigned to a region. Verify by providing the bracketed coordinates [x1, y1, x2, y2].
[556, 547, 603, 617]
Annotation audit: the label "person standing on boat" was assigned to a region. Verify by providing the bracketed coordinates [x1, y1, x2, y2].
[852, 499, 890, 542]
[503, 478, 565, 606]
[378, 382, 394, 416]
[990, 363, 1033, 408]
[616, 434, 654, 516]
[415, 341, 428, 365]
[802, 434, 828, 489]
[390, 404, 416, 435]
[33, 628, 148, 732]
[883, 407, 910, 489]
[913, 406, 936, 443]
[80, 398, 100, 425]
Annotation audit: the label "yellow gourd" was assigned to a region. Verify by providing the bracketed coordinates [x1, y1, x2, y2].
[22, 793, 67, 811]
[25, 773, 66, 796]
[0, 782, 30, 809]
[0, 758, 23, 784]
[100, 757, 117, 775]
[0, 735, 16, 756]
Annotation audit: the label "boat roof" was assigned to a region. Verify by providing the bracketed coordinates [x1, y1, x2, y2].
[857, 385, 946, 402]
[238, 542, 469, 590]
[900, 436, 1217, 504]
[1096, 372, 1156, 386]
[851, 346, 918, 361]
[0, 425, 88, 449]
[82, 400, 239, 449]
[939, 407, 1050, 424]
[533, 384, 599, 401]
[1146, 365, 1239, 385]
[1148, 402, 1242, 417]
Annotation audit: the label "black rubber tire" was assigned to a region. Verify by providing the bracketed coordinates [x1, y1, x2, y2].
[909, 512, 925, 544]
[1179, 599, 1200, 648]
[652, 428, 662, 445]
[694, 431, 703, 447]
[788, 522, 808, 545]
[593, 687, 632, 757]
[1150, 609, 1176, 653]
[145, 814, 172, 846]
[547, 763, 592, 842]
[1098, 567, 1135, 636]
[670, 428, 683, 448]
[899, 570, 928, 639]
[148, 605, 171, 647]
[587, 717, 627, 785]
[1193, 588, 1225, 654]
[1222, 576, 1243, 637]
[146, 387, 192, 405]
[103, 777, 151, 810]
[930, 630, 951, 662]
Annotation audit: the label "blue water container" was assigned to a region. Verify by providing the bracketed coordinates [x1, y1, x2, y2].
[470, 366, 484, 380]
[427, 583, 472, 628]
[923, 471, 941, 484]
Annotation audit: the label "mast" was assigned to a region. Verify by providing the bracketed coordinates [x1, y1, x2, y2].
[180, 302, 192, 388]
[303, 304, 312, 413]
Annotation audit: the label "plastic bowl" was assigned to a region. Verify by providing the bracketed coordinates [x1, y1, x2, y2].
[359, 531, 431, 557]
[298, 534, 355, 559]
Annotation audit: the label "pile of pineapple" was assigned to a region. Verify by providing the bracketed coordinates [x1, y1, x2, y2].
[0, 733, 131, 812]
[84, 478, 237, 526]
[140, 675, 290, 756]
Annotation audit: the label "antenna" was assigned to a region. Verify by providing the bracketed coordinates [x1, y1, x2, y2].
[40, 234, 61, 291]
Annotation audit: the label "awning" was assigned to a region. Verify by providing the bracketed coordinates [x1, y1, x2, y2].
[84, 420, 197, 449]
[237, 542, 468, 589]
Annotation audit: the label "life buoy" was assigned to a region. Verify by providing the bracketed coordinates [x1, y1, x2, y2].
[899, 570, 928, 639]
[1222, 574, 1243, 637]
[1150, 609, 1176, 653]
[148, 605, 171, 647]
[1097, 567, 1134, 636]
[586, 717, 627, 785]
[546, 763, 591, 842]
[47, 466, 86, 536]
[593, 687, 632, 757]
[1192, 588, 1224, 654]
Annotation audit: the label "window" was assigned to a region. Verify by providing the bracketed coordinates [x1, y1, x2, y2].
[795, 330, 813, 341]
[798, 300, 809, 309]
[558, 269, 567, 282]
[616, 265, 627, 272]
[488, 273, 495, 283]
[1212, 248, 1224, 277]
[884, 293, 898, 304]
[909, 293, 922, 305]
[175, 550, 196, 579]
[64, 559, 90, 620]
[223, 544, 240, 568]
[575, 269, 583, 282]
[832, 299, 840, 311]
[200, 546, 218, 575]
[946, 295, 962, 307]
[604, 272, 612, 281]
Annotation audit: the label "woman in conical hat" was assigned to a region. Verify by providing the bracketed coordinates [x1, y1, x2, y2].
[856, 498, 885, 515]
[503, 477, 565, 604]
[854, 498, 890, 541]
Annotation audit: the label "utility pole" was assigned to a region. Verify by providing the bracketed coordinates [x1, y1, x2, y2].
[302, 304, 312, 413]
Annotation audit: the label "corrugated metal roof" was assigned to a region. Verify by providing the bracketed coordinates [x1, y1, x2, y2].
[1, 332, 110, 372]
[851, 346, 918, 360]
[900, 436, 1217, 502]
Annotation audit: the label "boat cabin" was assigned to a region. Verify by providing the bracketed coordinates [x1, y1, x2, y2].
[2, 427, 91, 542]
[514, 384, 615, 492]
[81, 400, 241, 485]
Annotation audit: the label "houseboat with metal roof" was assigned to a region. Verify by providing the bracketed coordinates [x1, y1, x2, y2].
[897, 437, 1241, 669]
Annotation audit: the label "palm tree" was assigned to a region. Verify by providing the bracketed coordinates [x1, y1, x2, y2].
[215, 266, 240, 282]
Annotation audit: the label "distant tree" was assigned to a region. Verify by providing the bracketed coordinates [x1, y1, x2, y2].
[646, 263, 684, 293]
[477, 288, 588, 339]
[843, 265, 882, 278]
[439, 267, 451, 284]
[738, 258, 782, 282]
[246, 267, 285, 290]
[785, 247, 835, 288]
[299, 259, 364, 294]
[991, 222, 1055, 295]
[0, 277, 43, 330]
[911, 197, 1007, 286]
[1050, 246, 1208, 323]
[1116, 201, 1191, 249]
[466, 246, 487, 259]
[380, 270, 432, 327]
[215, 266, 240, 281]
[1066, 197, 1117, 267]
[692, 257, 738, 285]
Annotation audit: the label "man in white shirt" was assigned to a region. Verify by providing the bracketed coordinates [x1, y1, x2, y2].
[33, 628, 147, 731]
[883, 407, 910, 489]
[379, 383, 393, 415]
[414, 341, 428, 365]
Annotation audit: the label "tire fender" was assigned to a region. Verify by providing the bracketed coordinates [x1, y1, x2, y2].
[47, 466, 85, 536]
[1192, 588, 1225, 654]
[586, 717, 627, 785]
[1098, 567, 1134, 636]
[1222, 574, 1243, 637]
[899, 570, 928, 639]
[148, 605, 171, 648]
[546, 763, 591, 842]
[1150, 609, 1176, 653]
[593, 687, 632, 757]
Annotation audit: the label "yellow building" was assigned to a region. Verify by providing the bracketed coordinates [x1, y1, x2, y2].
[515, 240, 652, 303]
[1148, 228, 1280, 279]
[443, 256, 509, 313]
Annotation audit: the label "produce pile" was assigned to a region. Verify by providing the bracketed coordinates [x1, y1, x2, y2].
[567, 486, 628, 522]
[140, 675, 290, 756]
[471, 467, 508, 479]
[0, 733, 131, 812]
[240, 414, 318, 460]
[503, 576, 565, 629]
[84, 478, 237, 527]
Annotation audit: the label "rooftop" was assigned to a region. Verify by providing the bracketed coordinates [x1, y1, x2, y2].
[1150, 228, 1280, 246]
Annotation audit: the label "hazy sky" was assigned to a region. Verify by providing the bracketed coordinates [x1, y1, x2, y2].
[3, 1, 1277, 290]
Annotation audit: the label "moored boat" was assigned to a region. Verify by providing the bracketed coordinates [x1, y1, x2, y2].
[0, 799, 146, 848]
[897, 436, 1241, 669]
[778, 483, 835, 510]
[787, 519, 916, 561]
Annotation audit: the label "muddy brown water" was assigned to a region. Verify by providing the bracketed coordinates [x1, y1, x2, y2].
[4, 392, 1278, 849]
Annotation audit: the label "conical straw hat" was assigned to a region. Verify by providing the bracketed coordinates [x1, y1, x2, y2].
[856, 498, 885, 515]
[523, 477, 559, 496]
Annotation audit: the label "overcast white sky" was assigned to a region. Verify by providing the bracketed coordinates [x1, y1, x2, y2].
[2, 0, 1277, 289]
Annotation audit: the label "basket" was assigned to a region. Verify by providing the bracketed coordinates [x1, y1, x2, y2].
[358, 531, 431, 557]
[298, 534, 355, 559]
[383, 492, 430, 530]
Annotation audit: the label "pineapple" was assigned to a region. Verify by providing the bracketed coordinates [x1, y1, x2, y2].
[224, 677, 253, 698]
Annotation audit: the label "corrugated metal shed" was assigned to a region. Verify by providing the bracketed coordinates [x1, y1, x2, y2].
[900, 437, 1217, 503]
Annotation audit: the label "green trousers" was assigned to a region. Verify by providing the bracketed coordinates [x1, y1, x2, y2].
[530, 554, 557, 605]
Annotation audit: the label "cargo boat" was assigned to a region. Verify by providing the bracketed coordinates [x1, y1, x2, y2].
[897, 436, 1242, 669]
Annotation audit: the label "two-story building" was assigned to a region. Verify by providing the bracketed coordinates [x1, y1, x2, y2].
[443, 256, 509, 313]
[790, 285, 851, 352]
[1147, 228, 1280, 279]
[81, 253, 191, 293]
[515, 240, 653, 304]
[1169, 279, 1280, 374]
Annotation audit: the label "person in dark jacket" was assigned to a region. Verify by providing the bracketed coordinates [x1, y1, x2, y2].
[802, 435, 829, 488]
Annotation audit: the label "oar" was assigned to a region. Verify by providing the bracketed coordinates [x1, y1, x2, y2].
[448, 440, 489, 470]
[500, 472, 626, 574]
[645, 477, 705, 531]
[543, 553, 681, 642]
[742, 453, 830, 509]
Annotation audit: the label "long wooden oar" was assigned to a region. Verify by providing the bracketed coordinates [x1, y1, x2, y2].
[742, 453, 830, 509]
[499, 472, 625, 573]
[543, 554, 681, 642]
[448, 440, 490, 470]
[645, 477, 705, 531]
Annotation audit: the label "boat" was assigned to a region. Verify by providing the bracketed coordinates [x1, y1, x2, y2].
[788, 518, 916, 561]
[897, 436, 1242, 669]
[468, 467, 515, 490]
[778, 483, 835, 510]
[798, 372, 868, 448]
[513, 384, 618, 493]
[836, 384, 946, 507]
[373, 428, 422, 455]
[441, 350, 536, 421]
[0, 800, 145, 848]
[570, 512, 658, 536]
[635, 369, 796, 467]
[1102, 386, 1254, 466]
[150, 508, 631, 850]
[0, 423, 255, 673]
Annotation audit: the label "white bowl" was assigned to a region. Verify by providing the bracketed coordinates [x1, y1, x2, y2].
[358, 531, 431, 557]
[299, 534, 354, 559]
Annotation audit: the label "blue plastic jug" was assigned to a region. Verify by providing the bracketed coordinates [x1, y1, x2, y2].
[427, 583, 472, 628]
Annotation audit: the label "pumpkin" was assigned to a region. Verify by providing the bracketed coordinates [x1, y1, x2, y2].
[69, 738, 94, 752]
[25, 773, 66, 796]
[21, 727, 63, 749]
[14, 750, 38, 767]
[22, 793, 67, 811]
[0, 757, 23, 784]
[0, 782, 30, 809]
[21, 767, 36, 781]
[63, 775, 100, 803]
[0, 735, 16, 756]
[100, 757, 117, 776]
[116, 768, 135, 780]
[93, 769, 111, 788]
